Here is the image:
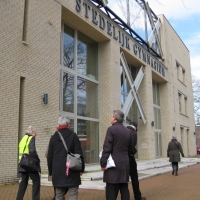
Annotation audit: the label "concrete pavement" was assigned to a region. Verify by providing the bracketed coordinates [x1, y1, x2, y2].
[1, 157, 200, 200]
[40, 157, 200, 190]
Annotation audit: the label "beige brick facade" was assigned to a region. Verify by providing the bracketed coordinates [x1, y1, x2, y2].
[196, 125, 200, 146]
[0, 0, 196, 183]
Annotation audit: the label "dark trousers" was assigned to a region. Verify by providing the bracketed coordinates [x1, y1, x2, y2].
[106, 183, 130, 200]
[172, 162, 178, 169]
[172, 162, 178, 172]
[129, 156, 142, 200]
[16, 172, 40, 200]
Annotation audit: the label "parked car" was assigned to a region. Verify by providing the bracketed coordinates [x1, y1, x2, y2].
[197, 146, 200, 154]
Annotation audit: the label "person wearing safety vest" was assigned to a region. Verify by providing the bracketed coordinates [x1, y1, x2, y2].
[16, 126, 41, 200]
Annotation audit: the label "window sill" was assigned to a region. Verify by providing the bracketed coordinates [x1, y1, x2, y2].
[22, 41, 28, 45]
[178, 79, 186, 87]
[179, 112, 188, 117]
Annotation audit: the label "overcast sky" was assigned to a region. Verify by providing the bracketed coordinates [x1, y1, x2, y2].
[107, 0, 200, 79]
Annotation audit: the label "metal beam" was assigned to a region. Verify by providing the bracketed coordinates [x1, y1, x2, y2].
[144, 1, 164, 59]
[120, 52, 146, 124]
[90, 0, 162, 60]
[135, 0, 164, 59]
[148, 19, 161, 46]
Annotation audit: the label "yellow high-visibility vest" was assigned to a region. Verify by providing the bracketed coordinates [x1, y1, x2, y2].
[18, 135, 33, 162]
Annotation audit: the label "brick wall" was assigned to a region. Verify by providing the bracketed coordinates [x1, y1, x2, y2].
[196, 125, 200, 146]
[0, 0, 61, 183]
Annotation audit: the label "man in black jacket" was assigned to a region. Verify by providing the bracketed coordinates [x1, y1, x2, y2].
[100, 110, 135, 200]
[127, 122, 146, 200]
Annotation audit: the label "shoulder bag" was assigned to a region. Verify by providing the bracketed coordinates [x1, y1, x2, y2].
[19, 136, 40, 172]
[57, 131, 82, 173]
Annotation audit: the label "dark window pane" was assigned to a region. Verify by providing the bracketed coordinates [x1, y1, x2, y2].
[77, 77, 98, 118]
[121, 66, 131, 106]
[77, 119, 99, 163]
[77, 32, 98, 80]
[69, 119, 74, 131]
[63, 24, 74, 69]
[63, 72, 74, 113]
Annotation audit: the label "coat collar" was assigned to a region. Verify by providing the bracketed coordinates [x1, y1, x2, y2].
[127, 125, 136, 131]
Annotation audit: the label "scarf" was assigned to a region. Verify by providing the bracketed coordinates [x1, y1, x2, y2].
[57, 125, 69, 131]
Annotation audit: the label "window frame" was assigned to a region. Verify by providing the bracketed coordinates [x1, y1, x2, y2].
[178, 91, 187, 116]
[60, 22, 99, 134]
[176, 61, 186, 85]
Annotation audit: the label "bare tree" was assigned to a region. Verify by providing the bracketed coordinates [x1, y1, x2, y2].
[116, 0, 189, 29]
[192, 76, 200, 124]
[117, 0, 143, 28]
[63, 39, 87, 113]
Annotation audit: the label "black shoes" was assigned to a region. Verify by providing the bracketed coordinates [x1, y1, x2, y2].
[172, 170, 178, 176]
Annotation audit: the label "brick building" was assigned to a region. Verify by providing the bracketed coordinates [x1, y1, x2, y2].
[0, 0, 196, 183]
[195, 125, 200, 146]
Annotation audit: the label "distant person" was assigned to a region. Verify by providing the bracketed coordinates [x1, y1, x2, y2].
[16, 126, 41, 200]
[167, 135, 184, 176]
[47, 116, 85, 200]
[100, 110, 135, 200]
[127, 122, 146, 200]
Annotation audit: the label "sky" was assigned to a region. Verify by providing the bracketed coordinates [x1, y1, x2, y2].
[107, 0, 200, 79]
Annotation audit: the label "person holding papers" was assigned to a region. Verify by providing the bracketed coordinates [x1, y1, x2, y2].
[100, 110, 135, 200]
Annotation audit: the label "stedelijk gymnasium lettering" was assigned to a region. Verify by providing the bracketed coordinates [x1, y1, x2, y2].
[76, 0, 165, 77]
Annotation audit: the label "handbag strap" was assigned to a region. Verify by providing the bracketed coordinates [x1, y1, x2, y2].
[22, 135, 31, 153]
[57, 131, 68, 153]
[172, 141, 180, 151]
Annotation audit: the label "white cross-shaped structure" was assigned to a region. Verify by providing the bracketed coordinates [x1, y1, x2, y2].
[135, 0, 163, 60]
[120, 52, 146, 124]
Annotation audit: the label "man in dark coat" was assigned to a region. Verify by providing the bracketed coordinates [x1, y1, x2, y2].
[167, 135, 184, 176]
[47, 116, 85, 200]
[100, 110, 135, 200]
[127, 122, 146, 200]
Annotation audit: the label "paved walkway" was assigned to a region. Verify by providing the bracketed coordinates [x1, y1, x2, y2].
[40, 157, 200, 190]
[1, 157, 200, 200]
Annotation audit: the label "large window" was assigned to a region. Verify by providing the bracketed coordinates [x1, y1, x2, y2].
[77, 77, 98, 118]
[61, 23, 99, 163]
[63, 25, 74, 69]
[152, 80, 162, 157]
[121, 66, 131, 106]
[63, 72, 74, 113]
[176, 61, 186, 85]
[178, 91, 187, 116]
[153, 80, 160, 106]
[180, 127, 183, 147]
[77, 120, 99, 163]
[120, 64, 138, 122]
[77, 32, 98, 80]
[153, 81, 161, 129]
